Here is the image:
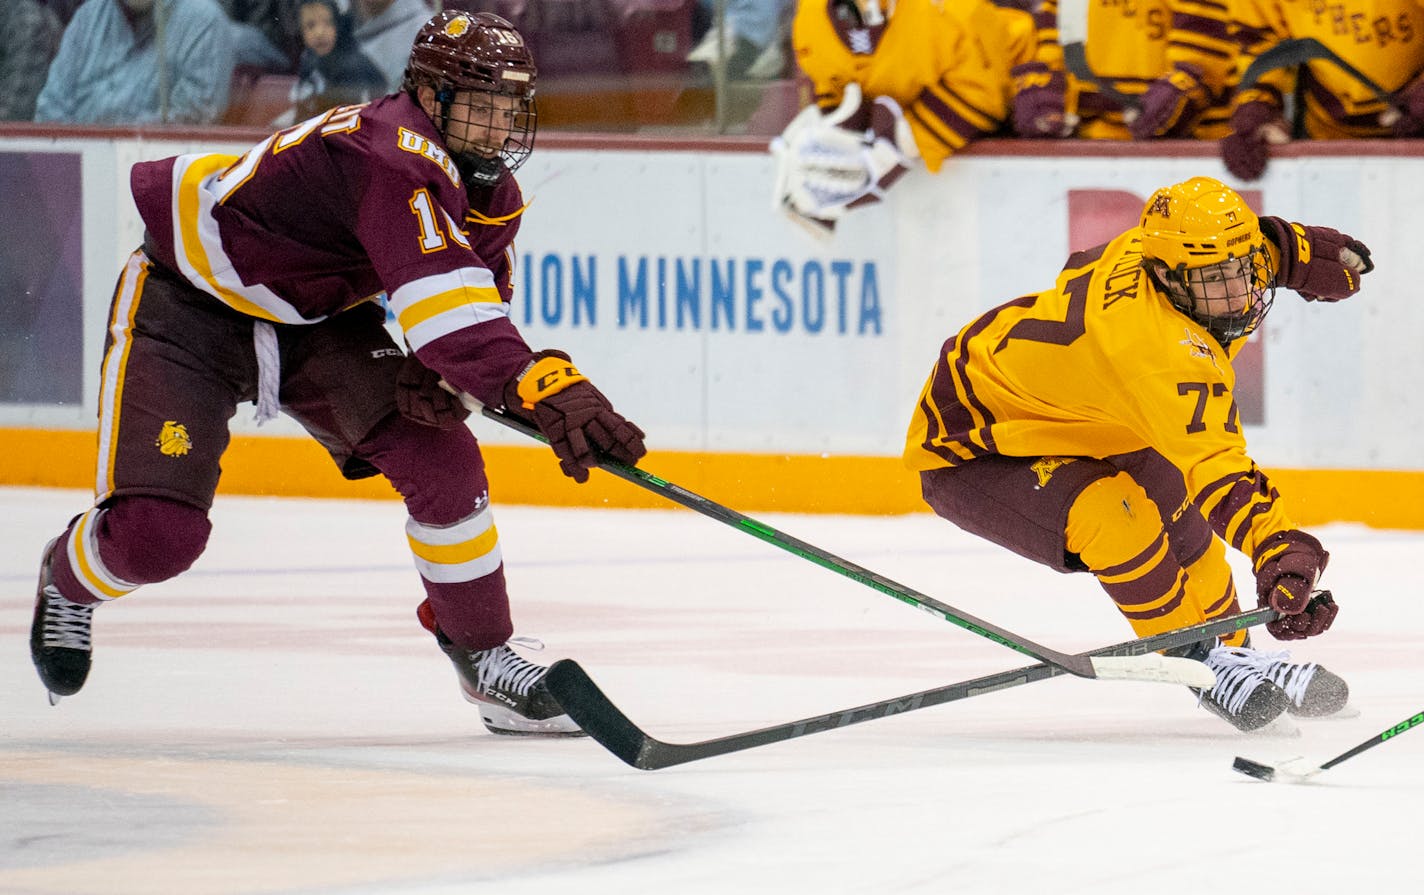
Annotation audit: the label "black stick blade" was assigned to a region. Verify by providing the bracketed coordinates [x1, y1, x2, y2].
[1232, 756, 1277, 782]
[545, 659, 654, 769]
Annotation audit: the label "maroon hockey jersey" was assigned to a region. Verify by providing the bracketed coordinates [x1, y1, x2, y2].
[129, 93, 532, 407]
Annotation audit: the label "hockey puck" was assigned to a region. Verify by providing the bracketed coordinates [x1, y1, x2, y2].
[1232, 756, 1276, 782]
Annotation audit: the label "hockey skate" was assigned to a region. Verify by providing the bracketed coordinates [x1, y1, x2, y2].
[431, 629, 584, 737]
[1186, 642, 1350, 732]
[30, 539, 95, 705]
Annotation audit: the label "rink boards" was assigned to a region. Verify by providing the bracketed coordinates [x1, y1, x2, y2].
[0, 128, 1420, 523]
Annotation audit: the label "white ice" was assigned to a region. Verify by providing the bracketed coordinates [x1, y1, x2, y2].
[2, 485, 1420, 894]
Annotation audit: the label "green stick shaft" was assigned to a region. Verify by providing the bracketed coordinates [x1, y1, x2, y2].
[1320, 709, 1424, 771]
[482, 404, 1104, 677]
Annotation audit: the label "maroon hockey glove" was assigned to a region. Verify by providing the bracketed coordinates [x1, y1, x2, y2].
[1220, 99, 1288, 181]
[1259, 216, 1374, 302]
[1269, 591, 1340, 640]
[395, 352, 471, 429]
[503, 349, 646, 483]
[1130, 63, 1209, 139]
[1387, 68, 1424, 135]
[1254, 530, 1335, 640]
[1010, 62, 1074, 138]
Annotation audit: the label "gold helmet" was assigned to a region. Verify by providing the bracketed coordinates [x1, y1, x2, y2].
[1139, 177, 1275, 345]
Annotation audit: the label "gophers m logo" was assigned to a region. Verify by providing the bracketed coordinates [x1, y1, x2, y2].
[1146, 194, 1172, 219]
[1030, 457, 1073, 489]
[156, 421, 192, 458]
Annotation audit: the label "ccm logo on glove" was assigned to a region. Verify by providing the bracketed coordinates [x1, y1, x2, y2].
[514, 354, 587, 409]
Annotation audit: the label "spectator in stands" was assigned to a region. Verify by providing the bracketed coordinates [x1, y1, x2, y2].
[290, 0, 386, 120]
[45, 0, 88, 25]
[218, 0, 302, 72]
[0, 0, 64, 121]
[34, 0, 236, 125]
[689, 0, 795, 80]
[351, 0, 430, 92]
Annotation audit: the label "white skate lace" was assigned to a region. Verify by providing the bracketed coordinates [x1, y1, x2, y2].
[1262, 655, 1318, 708]
[41, 587, 94, 651]
[1201, 647, 1290, 716]
[473, 636, 547, 697]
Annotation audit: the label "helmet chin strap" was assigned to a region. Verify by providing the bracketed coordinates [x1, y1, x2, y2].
[454, 152, 505, 187]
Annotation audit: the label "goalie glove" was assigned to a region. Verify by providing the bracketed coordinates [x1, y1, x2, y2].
[847, 95, 919, 208]
[771, 84, 919, 235]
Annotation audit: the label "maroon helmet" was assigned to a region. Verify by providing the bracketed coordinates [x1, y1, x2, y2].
[403, 11, 537, 186]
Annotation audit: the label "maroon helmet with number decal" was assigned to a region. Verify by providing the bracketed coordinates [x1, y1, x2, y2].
[403, 11, 537, 187]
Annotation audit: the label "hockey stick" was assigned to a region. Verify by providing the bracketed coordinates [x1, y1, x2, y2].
[474, 401, 1209, 685]
[1061, 42, 1141, 114]
[1066, 37, 1400, 122]
[546, 607, 1278, 770]
[1238, 37, 1397, 109]
[1232, 708, 1423, 783]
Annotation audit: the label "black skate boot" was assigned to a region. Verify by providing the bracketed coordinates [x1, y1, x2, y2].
[434, 630, 584, 737]
[30, 539, 95, 705]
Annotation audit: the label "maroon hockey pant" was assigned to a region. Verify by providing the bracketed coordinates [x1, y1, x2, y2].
[46, 251, 513, 649]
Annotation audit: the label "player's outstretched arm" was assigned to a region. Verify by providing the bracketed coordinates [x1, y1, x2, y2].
[1259, 216, 1373, 301]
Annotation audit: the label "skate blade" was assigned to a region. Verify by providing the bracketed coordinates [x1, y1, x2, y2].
[47, 691, 62, 706]
[482, 723, 588, 738]
[1249, 714, 1302, 738]
[1293, 702, 1361, 721]
[473, 701, 587, 738]
[479, 713, 587, 738]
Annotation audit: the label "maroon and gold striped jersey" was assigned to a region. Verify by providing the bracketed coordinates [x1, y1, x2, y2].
[1059, 0, 1236, 139]
[130, 93, 532, 407]
[903, 228, 1298, 558]
[1232, 0, 1424, 138]
[791, 0, 1037, 172]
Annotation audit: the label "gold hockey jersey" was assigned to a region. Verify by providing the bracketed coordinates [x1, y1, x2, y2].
[1233, 0, 1424, 138]
[903, 229, 1296, 558]
[791, 0, 1037, 171]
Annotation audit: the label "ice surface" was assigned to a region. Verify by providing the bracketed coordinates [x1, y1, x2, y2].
[2, 486, 1419, 894]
